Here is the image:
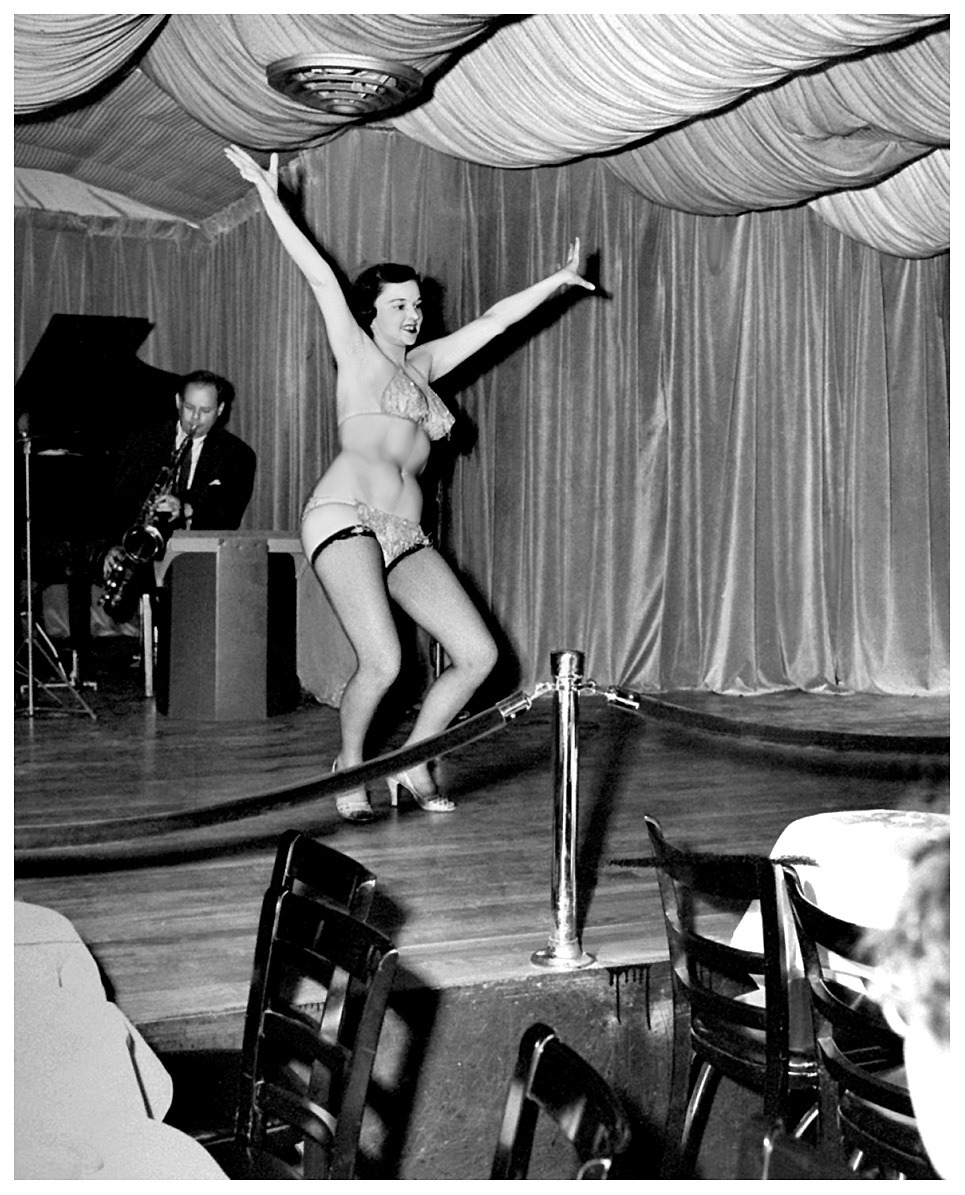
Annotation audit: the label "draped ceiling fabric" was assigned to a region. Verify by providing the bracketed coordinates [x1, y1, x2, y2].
[13, 15, 950, 699]
[13, 14, 166, 114]
[140, 13, 500, 147]
[809, 149, 950, 259]
[14, 13, 949, 256]
[14, 167, 196, 225]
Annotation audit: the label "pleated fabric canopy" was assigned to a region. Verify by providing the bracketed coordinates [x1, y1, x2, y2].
[14, 12, 949, 257]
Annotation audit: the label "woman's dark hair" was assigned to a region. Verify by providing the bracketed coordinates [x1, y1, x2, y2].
[350, 263, 422, 334]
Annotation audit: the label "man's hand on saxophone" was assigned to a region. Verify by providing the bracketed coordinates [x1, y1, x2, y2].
[152, 493, 186, 521]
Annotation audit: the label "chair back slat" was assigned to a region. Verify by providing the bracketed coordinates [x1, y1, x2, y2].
[260, 1006, 349, 1074]
[646, 817, 793, 1096]
[783, 864, 938, 1178]
[270, 829, 377, 920]
[244, 891, 397, 1178]
[491, 1022, 632, 1179]
[645, 815, 804, 1176]
[257, 1079, 336, 1148]
[225, 834, 395, 1182]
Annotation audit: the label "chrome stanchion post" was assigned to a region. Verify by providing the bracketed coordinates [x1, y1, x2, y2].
[532, 648, 594, 969]
[21, 432, 36, 716]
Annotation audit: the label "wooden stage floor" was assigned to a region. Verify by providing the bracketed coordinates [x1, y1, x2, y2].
[14, 642, 949, 1047]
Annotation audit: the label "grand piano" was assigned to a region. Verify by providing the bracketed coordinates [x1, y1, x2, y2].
[15, 314, 182, 670]
[15, 314, 182, 549]
[15, 314, 182, 451]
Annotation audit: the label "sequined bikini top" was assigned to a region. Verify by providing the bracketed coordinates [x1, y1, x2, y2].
[338, 367, 454, 441]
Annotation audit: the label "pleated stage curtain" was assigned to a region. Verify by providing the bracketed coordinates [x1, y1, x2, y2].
[648, 208, 949, 695]
[13, 130, 949, 698]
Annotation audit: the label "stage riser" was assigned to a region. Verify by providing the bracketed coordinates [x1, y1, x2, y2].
[377, 966, 672, 1180]
[155, 962, 757, 1180]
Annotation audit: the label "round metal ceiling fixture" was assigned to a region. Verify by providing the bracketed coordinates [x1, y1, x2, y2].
[266, 54, 425, 118]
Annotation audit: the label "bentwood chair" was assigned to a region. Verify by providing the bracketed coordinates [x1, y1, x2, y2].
[269, 829, 377, 919]
[491, 1022, 633, 1179]
[783, 865, 940, 1179]
[211, 889, 398, 1180]
[644, 816, 818, 1178]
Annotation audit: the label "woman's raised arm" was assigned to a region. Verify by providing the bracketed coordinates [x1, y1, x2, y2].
[224, 145, 361, 358]
[415, 239, 595, 382]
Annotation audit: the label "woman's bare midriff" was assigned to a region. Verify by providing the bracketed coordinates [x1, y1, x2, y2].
[300, 414, 431, 553]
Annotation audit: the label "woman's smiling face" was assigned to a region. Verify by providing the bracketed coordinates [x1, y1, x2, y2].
[372, 280, 423, 349]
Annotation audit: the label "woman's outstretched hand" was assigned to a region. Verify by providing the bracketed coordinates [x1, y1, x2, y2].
[557, 238, 595, 291]
[224, 144, 278, 197]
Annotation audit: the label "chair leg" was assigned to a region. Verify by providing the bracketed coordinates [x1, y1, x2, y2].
[660, 1016, 695, 1177]
[790, 1103, 819, 1140]
[679, 1060, 721, 1177]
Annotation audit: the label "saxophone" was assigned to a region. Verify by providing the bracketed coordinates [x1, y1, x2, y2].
[101, 436, 193, 621]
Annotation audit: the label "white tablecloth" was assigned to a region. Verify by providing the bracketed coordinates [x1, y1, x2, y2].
[15, 900, 228, 1181]
[732, 808, 950, 987]
[727, 809, 949, 1050]
[733, 808, 950, 942]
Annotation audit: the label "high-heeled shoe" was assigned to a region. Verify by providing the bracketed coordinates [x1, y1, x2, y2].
[332, 759, 378, 823]
[386, 768, 456, 813]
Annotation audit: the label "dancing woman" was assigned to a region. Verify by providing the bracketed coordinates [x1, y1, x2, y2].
[226, 145, 594, 821]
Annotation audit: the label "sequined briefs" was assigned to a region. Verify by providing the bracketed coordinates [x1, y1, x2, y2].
[302, 493, 431, 568]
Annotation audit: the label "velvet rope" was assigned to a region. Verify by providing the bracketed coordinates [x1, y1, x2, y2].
[13, 692, 536, 854]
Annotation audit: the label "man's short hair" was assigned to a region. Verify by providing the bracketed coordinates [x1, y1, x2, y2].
[179, 369, 233, 408]
[866, 834, 950, 1045]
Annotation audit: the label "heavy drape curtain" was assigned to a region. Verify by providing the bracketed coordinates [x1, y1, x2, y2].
[14, 129, 949, 698]
[651, 209, 949, 695]
[14, 211, 195, 385]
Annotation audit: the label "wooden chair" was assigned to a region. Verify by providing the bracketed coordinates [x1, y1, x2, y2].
[269, 829, 377, 919]
[197, 835, 377, 1159]
[783, 865, 940, 1179]
[491, 1022, 632, 1179]
[644, 815, 818, 1177]
[211, 889, 398, 1180]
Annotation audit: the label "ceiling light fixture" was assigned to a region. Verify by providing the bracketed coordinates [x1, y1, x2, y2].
[266, 54, 425, 118]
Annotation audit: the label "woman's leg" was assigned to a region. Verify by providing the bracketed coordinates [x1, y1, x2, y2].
[386, 548, 498, 789]
[310, 534, 402, 768]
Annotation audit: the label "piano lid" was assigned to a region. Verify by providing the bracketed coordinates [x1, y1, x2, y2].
[15, 314, 181, 453]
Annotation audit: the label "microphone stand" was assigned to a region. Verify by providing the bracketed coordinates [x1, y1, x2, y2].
[15, 432, 96, 720]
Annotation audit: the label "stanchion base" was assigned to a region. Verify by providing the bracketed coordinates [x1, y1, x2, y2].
[530, 945, 596, 970]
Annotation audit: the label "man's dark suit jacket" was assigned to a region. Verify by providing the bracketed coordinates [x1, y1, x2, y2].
[109, 418, 257, 538]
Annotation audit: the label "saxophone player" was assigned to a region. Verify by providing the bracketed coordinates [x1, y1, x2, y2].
[100, 370, 256, 620]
